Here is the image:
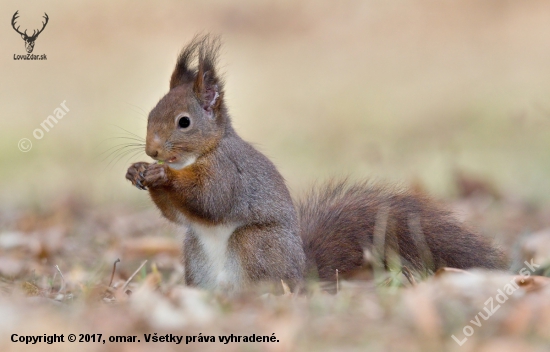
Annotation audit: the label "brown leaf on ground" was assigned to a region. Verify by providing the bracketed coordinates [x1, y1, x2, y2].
[120, 236, 180, 257]
[513, 275, 550, 292]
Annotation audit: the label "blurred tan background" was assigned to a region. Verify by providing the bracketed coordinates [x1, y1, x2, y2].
[2, 0, 550, 210]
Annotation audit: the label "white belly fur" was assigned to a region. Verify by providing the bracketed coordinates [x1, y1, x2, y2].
[179, 214, 243, 290]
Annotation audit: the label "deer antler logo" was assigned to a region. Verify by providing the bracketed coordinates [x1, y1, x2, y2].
[11, 11, 49, 54]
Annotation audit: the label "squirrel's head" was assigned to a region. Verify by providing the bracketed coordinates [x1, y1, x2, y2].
[145, 35, 227, 169]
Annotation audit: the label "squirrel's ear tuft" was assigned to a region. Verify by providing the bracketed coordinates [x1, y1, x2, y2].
[170, 36, 201, 89]
[170, 34, 224, 112]
[193, 35, 224, 114]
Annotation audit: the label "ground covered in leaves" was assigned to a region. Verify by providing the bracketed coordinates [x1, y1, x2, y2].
[1, 178, 550, 352]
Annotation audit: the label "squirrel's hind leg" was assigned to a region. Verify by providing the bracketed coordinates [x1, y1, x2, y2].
[228, 224, 306, 293]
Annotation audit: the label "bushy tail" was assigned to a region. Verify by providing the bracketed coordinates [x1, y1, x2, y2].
[297, 180, 507, 282]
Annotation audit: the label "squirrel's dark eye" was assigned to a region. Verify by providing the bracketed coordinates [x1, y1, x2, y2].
[178, 116, 191, 129]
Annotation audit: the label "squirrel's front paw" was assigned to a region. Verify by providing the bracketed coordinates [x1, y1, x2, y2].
[126, 162, 149, 190]
[143, 163, 170, 188]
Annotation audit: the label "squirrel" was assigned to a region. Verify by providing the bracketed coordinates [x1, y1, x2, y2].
[125, 35, 506, 293]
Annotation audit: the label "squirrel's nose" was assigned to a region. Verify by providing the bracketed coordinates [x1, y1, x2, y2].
[146, 147, 159, 159]
[145, 134, 163, 159]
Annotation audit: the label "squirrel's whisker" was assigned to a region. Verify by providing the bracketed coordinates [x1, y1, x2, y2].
[108, 124, 146, 141]
[97, 143, 145, 157]
[97, 144, 145, 162]
[99, 136, 146, 145]
[107, 147, 144, 167]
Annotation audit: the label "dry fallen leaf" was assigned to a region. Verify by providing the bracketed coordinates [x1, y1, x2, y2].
[120, 236, 180, 257]
[434, 267, 475, 277]
[513, 275, 550, 292]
